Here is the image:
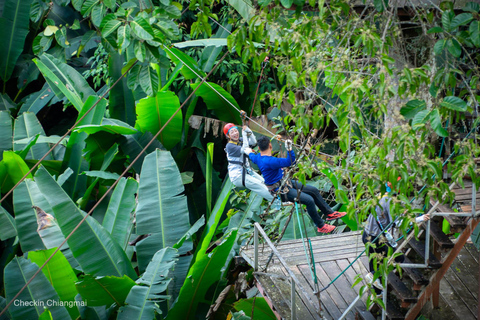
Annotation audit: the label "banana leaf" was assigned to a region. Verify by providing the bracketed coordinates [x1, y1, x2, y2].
[190, 82, 241, 124]
[233, 298, 276, 319]
[135, 91, 182, 150]
[102, 177, 138, 249]
[196, 177, 233, 261]
[4, 256, 70, 320]
[33, 53, 95, 112]
[78, 143, 118, 209]
[13, 112, 52, 160]
[75, 274, 135, 307]
[108, 52, 136, 126]
[0, 295, 12, 320]
[199, 25, 232, 72]
[165, 47, 205, 80]
[166, 229, 238, 320]
[118, 131, 164, 173]
[0, 0, 34, 82]
[0, 94, 15, 111]
[39, 309, 52, 320]
[13, 181, 46, 252]
[35, 195, 80, 271]
[0, 111, 12, 161]
[18, 83, 55, 115]
[29, 249, 79, 319]
[118, 248, 178, 320]
[136, 150, 191, 272]
[75, 118, 137, 135]
[1, 151, 32, 192]
[0, 205, 16, 241]
[34, 166, 137, 279]
[61, 96, 107, 199]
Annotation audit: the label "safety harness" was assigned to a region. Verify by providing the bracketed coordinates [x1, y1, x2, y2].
[226, 140, 248, 187]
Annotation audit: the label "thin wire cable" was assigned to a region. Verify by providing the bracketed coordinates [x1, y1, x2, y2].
[0, 50, 230, 319]
[0, 60, 139, 206]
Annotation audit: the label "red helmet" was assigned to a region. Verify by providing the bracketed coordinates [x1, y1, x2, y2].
[223, 123, 237, 136]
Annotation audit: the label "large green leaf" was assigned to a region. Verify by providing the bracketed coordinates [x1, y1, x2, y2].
[119, 131, 164, 173]
[196, 177, 233, 260]
[13, 112, 52, 160]
[4, 256, 70, 320]
[102, 177, 138, 249]
[139, 65, 159, 97]
[77, 143, 118, 209]
[400, 99, 426, 120]
[0, 111, 12, 161]
[167, 229, 238, 320]
[118, 248, 178, 320]
[29, 249, 79, 319]
[34, 167, 137, 278]
[0, 94, 15, 111]
[233, 298, 276, 319]
[225, 0, 255, 23]
[61, 96, 107, 199]
[166, 47, 206, 80]
[75, 118, 138, 135]
[451, 13, 473, 29]
[429, 109, 448, 137]
[13, 181, 46, 252]
[200, 26, 232, 72]
[76, 274, 135, 307]
[108, 53, 136, 126]
[36, 210, 80, 271]
[1, 151, 32, 194]
[33, 54, 95, 112]
[18, 83, 55, 115]
[190, 82, 242, 124]
[440, 96, 467, 111]
[470, 20, 480, 47]
[135, 150, 191, 272]
[135, 91, 182, 150]
[0, 205, 16, 241]
[0, 0, 34, 82]
[411, 109, 431, 127]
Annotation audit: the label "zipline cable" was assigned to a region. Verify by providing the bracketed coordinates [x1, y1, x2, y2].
[0, 50, 230, 319]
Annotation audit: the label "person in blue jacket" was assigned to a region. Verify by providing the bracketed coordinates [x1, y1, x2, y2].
[245, 136, 346, 234]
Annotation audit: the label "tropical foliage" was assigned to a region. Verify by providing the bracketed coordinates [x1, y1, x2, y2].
[0, 0, 479, 318]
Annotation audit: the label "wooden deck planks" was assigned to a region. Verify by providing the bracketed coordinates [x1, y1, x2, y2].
[438, 274, 477, 320]
[299, 264, 356, 320]
[242, 230, 480, 320]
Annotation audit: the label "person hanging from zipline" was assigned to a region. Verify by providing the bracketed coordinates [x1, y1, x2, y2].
[245, 136, 346, 234]
[223, 114, 274, 201]
[363, 181, 430, 293]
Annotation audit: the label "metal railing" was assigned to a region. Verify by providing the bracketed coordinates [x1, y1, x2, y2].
[341, 182, 479, 318]
[253, 222, 321, 320]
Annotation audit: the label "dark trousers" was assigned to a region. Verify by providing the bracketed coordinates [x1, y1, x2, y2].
[285, 181, 333, 228]
[362, 231, 405, 293]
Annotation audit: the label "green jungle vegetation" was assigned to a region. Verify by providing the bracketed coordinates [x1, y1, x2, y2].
[0, 0, 479, 318]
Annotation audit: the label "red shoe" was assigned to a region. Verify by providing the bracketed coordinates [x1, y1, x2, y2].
[326, 211, 346, 221]
[317, 224, 335, 233]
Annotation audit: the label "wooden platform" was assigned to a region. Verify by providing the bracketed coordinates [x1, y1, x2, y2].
[241, 231, 480, 320]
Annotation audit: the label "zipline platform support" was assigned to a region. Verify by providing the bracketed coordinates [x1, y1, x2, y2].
[240, 223, 479, 319]
[241, 231, 366, 319]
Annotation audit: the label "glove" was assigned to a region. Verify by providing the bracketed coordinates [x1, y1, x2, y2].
[244, 148, 254, 155]
[285, 139, 293, 151]
[243, 126, 252, 136]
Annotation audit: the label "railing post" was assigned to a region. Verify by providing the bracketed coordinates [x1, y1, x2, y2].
[382, 275, 387, 320]
[425, 219, 431, 266]
[291, 279, 296, 320]
[254, 226, 258, 271]
[472, 182, 476, 217]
